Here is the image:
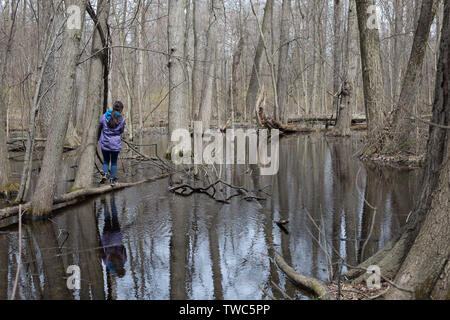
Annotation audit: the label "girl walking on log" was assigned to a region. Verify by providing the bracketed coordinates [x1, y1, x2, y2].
[98, 101, 126, 185]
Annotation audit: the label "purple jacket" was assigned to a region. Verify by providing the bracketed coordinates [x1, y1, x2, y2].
[98, 114, 126, 152]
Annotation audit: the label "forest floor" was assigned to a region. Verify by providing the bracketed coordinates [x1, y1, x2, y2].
[326, 282, 391, 300]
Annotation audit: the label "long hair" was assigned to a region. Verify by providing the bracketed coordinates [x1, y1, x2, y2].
[107, 101, 124, 129]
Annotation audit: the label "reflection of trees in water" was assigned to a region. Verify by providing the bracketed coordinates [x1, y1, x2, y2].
[28, 221, 71, 299]
[0, 136, 420, 300]
[278, 136, 419, 288]
[0, 233, 10, 299]
[1, 201, 108, 300]
[169, 173, 189, 300]
[208, 172, 224, 299]
[357, 166, 420, 264]
[56, 201, 105, 300]
[359, 167, 386, 263]
[119, 180, 172, 299]
[274, 138, 298, 297]
[330, 139, 349, 278]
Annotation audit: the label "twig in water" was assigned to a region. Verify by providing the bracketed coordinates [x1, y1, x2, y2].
[271, 280, 293, 300]
[258, 284, 277, 300]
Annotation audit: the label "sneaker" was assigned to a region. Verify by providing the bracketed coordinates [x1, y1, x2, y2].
[100, 173, 108, 184]
[110, 178, 118, 186]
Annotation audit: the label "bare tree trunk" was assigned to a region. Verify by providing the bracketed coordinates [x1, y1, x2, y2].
[382, 0, 437, 156]
[385, 2, 449, 297]
[250, 0, 279, 123]
[136, 0, 146, 134]
[22, 0, 27, 37]
[231, 37, 244, 123]
[167, 0, 188, 153]
[74, 54, 87, 134]
[31, 0, 87, 216]
[291, 0, 308, 115]
[355, 0, 385, 134]
[276, 0, 291, 123]
[387, 143, 449, 299]
[114, 0, 134, 140]
[332, 0, 343, 118]
[310, 2, 320, 115]
[215, 44, 226, 128]
[37, 1, 63, 139]
[0, 0, 18, 193]
[198, 0, 220, 131]
[191, 0, 199, 120]
[245, 0, 274, 123]
[320, 2, 328, 115]
[333, 0, 358, 136]
[73, 0, 110, 190]
[16, 12, 62, 202]
[392, 0, 403, 101]
[183, 0, 191, 125]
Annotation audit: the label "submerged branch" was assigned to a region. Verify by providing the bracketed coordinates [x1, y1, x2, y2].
[274, 252, 335, 300]
[169, 179, 268, 204]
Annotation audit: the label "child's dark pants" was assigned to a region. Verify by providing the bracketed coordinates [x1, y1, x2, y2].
[101, 149, 119, 180]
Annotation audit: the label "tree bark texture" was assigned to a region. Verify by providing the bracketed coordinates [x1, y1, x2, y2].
[32, 0, 87, 215]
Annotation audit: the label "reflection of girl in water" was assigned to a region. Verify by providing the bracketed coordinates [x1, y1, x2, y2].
[101, 196, 127, 278]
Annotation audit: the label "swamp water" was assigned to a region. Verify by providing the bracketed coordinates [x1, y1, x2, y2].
[0, 134, 420, 299]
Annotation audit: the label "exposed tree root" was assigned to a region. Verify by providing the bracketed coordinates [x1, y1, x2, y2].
[347, 228, 418, 287]
[346, 184, 433, 295]
[274, 252, 336, 300]
[0, 173, 170, 220]
[344, 244, 391, 280]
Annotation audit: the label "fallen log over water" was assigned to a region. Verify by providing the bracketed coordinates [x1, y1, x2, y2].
[256, 93, 320, 134]
[274, 252, 335, 300]
[288, 115, 367, 124]
[7, 137, 78, 152]
[0, 173, 169, 220]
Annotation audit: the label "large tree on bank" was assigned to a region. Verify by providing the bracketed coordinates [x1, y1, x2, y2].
[355, 0, 385, 140]
[31, 0, 87, 215]
[379, 0, 438, 157]
[0, 1, 18, 195]
[346, 0, 449, 299]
